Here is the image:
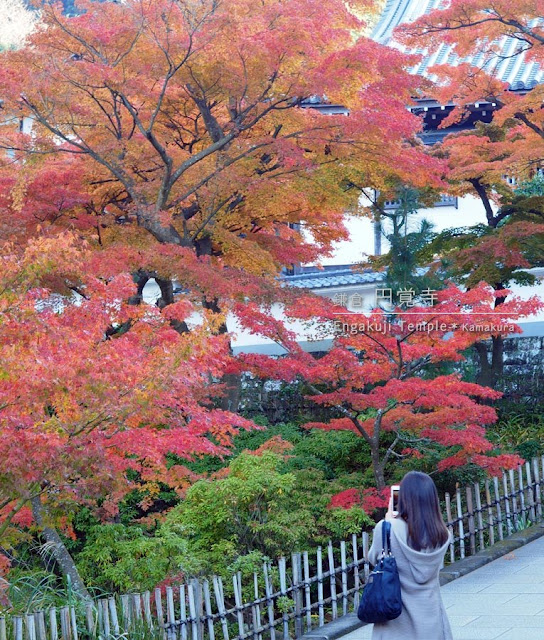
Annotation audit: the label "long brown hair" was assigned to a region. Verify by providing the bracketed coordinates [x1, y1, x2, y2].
[398, 471, 449, 551]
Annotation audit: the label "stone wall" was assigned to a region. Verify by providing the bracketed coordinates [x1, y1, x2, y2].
[501, 335, 544, 403]
[239, 337, 544, 422]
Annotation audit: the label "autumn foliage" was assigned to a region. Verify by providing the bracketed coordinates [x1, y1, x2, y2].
[0, 0, 442, 268]
[397, 1, 544, 187]
[0, 233, 256, 556]
[0, 0, 447, 586]
[238, 287, 540, 488]
[0, 0, 539, 591]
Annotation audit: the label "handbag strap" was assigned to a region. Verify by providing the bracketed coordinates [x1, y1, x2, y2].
[381, 520, 392, 556]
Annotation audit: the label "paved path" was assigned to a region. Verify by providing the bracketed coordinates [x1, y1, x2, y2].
[341, 535, 544, 640]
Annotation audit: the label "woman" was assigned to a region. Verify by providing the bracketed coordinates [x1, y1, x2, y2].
[367, 471, 453, 640]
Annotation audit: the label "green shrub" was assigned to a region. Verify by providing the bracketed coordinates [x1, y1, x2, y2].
[161, 450, 374, 576]
[289, 430, 372, 478]
[487, 411, 544, 456]
[76, 523, 190, 593]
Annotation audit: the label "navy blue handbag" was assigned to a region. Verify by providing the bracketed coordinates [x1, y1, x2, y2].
[357, 521, 402, 623]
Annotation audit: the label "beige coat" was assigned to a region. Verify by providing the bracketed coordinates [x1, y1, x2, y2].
[367, 518, 453, 640]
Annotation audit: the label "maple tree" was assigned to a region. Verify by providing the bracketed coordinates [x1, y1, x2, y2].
[0, 0, 445, 408]
[0, 232, 254, 598]
[415, 125, 544, 386]
[0, 0, 446, 591]
[397, 0, 544, 138]
[237, 287, 541, 490]
[393, 3, 544, 386]
[0, 0, 442, 262]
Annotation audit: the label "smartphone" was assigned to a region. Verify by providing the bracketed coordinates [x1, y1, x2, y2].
[391, 485, 400, 516]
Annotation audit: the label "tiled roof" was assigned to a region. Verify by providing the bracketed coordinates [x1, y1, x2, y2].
[371, 0, 543, 90]
[283, 268, 385, 289]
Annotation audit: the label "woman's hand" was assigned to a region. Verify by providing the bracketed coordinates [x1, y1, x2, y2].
[385, 492, 396, 521]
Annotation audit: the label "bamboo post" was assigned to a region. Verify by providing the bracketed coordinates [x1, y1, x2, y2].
[525, 462, 536, 522]
[533, 457, 542, 520]
[69, 606, 79, 640]
[25, 614, 36, 640]
[352, 533, 360, 611]
[251, 597, 258, 640]
[339, 542, 348, 617]
[133, 594, 143, 622]
[109, 597, 120, 635]
[59, 607, 70, 640]
[474, 483, 485, 552]
[291, 554, 303, 639]
[502, 471, 513, 535]
[121, 595, 131, 633]
[97, 600, 103, 639]
[493, 477, 504, 540]
[143, 591, 153, 631]
[253, 573, 262, 640]
[362, 532, 369, 580]
[69, 608, 78, 640]
[101, 599, 111, 639]
[49, 609, 58, 640]
[278, 557, 290, 640]
[316, 547, 324, 627]
[455, 488, 466, 559]
[155, 588, 167, 640]
[189, 581, 202, 640]
[263, 563, 276, 640]
[197, 580, 205, 640]
[327, 541, 338, 620]
[212, 577, 229, 640]
[303, 551, 312, 631]
[180, 584, 188, 640]
[539, 454, 544, 514]
[509, 468, 519, 526]
[36, 612, 46, 640]
[85, 604, 94, 639]
[34, 615, 44, 640]
[444, 492, 455, 562]
[166, 587, 177, 640]
[466, 486, 476, 556]
[518, 465, 526, 522]
[14, 617, 23, 640]
[484, 480, 495, 547]
[231, 573, 245, 640]
[202, 580, 215, 640]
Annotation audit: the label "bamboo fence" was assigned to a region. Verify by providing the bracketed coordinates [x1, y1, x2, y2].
[2, 457, 544, 640]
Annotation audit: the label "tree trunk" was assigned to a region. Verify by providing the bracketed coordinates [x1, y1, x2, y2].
[474, 335, 504, 388]
[155, 277, 190, 333]
[219, 371, 242, 412]
[370, 444, 386, 491]
[128, 270, 150, 305]
[196, 235, 242, 413]
[474, 341, 492, 387]
[201, 295, 241, 412]
[491, 334, 504, 382]
[31, 497, 92, 603]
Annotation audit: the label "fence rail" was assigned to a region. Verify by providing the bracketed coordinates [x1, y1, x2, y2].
[2, 457, 544, 640]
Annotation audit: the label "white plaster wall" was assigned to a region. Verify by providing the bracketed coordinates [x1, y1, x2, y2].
[319, 193, 489, 266]
[142, 279, 334, 354]
[504, 268, 544, 325]
[414, 194, 489, 234]
[143, 270, 544, 354]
